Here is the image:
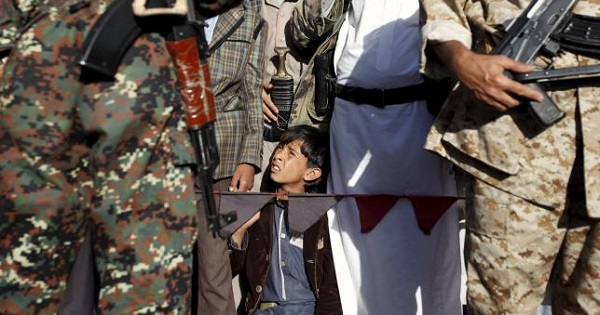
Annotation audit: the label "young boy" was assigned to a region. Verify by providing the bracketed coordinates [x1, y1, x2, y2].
[229, 125, 342, 315]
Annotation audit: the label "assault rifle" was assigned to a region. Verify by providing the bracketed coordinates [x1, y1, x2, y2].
[79, 0, 238, 237]
[492, 0, 578, 126]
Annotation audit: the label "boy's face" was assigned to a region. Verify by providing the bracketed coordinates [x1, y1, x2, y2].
[270, 140, 321, 193]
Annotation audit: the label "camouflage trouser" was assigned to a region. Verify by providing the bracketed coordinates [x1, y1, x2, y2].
[0, 130, 197, 315]
[465, 176, 600, 314]
[0, 127, 198, 315]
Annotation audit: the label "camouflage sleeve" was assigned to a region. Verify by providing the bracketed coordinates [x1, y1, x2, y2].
[285, 0, 343, 57]
[238, 16, 266, 170]
[419, 0, 473, 79]
[0, 0, 19, 53]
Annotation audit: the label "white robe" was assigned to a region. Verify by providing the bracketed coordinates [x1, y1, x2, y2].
[326, 0, 462, 314]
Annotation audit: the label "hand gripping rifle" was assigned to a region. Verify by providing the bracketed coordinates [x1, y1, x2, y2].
[79, 0, 236, 237]
[492, 0, 578, 127]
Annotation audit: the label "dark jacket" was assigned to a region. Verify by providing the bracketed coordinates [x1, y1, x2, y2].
[230, 203, 342, 315]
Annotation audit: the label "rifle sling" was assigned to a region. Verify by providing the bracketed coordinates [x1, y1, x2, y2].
[78, 0, 143, 77]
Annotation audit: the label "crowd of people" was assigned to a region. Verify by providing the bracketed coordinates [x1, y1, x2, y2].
[1, 0, 599, 314]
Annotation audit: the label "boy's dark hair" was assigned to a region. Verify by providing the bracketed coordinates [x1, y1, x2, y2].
[264, 125, 330, 193]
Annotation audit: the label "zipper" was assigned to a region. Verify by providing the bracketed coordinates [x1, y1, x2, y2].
[277, 209, 287, 300]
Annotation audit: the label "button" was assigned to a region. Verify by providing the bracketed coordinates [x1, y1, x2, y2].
[280, 261, 286, 267]
[256, 285, 263, 293]
[265, 254, 270, 261]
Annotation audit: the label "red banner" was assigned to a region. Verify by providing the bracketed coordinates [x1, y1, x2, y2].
[217, 192, 461, 236]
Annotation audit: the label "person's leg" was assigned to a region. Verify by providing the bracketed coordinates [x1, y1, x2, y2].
[563, 220, 600, 314]
[420, 204, 462, 315]
[549, 117, 600, 314]
[552, 170, 600, 315]
[92, 162, 197, 314]
[465, 178, 566, 314]
[552, 218, 600, 314]
[196, 179, 236, 315]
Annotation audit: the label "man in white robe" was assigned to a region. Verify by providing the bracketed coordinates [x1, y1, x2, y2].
[324, 0, 462, 313]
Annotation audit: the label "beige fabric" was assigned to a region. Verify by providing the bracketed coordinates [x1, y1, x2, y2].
[465, 176, 600, 314]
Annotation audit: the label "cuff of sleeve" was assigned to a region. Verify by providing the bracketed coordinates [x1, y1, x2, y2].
[420, 21, 472, 79]
[230, 232, 249, 251]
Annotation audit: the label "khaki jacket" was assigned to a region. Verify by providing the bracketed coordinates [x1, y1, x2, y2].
[420, 0, 600, 216]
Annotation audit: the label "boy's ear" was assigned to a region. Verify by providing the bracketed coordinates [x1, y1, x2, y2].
[303, 167, 322, 183]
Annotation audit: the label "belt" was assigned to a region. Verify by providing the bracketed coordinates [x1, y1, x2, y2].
[259, 302, 279, 310]
[334, 81, 431, 107]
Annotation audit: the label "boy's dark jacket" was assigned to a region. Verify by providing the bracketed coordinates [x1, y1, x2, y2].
[230, 202, 343, 314]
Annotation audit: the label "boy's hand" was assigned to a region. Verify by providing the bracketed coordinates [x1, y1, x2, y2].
[262, 82, 279, 122]
[231, 211, 261, 249]
[229, 163, 255, 192]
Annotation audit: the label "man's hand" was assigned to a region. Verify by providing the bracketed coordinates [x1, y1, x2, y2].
[262, 82, 279, 122]
[433, 41, 544, 111]
[229, 163, 255, 192]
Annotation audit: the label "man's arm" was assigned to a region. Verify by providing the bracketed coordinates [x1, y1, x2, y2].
[419, 0, 543, 111]
[229, 13, 266, 192]
[285, 0, 341, 57]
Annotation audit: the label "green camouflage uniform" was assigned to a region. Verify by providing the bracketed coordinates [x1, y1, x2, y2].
[0, 0, 197, 313]
[420, 0, 600, 314]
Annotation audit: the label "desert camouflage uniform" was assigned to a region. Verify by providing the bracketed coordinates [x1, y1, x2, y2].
[0, 0, 197, 313]
[420, 0, 600, 314]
